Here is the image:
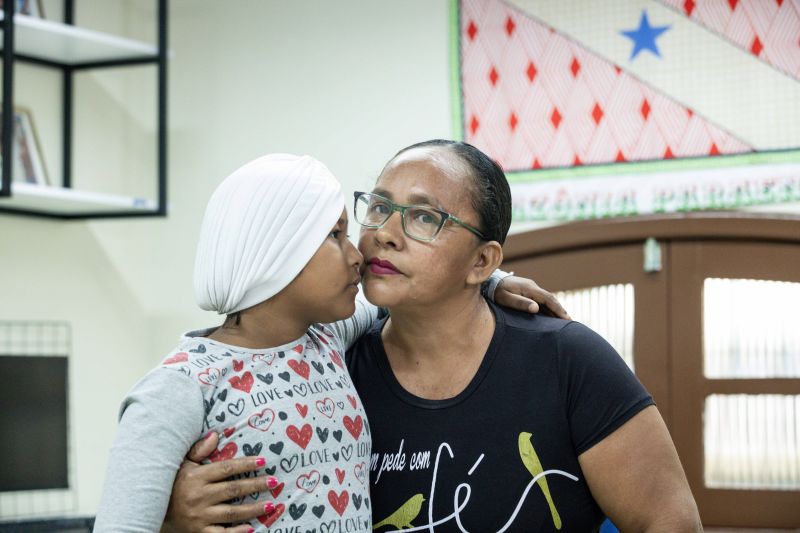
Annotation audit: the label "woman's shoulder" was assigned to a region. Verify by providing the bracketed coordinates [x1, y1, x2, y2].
[499, 304, 574, 338]
[497, 308, 624, 371]
[498, 305, 605, 344]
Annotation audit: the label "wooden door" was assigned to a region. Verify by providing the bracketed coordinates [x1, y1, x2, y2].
[670, 241, 800, 528]
[502, 215, 800, 528]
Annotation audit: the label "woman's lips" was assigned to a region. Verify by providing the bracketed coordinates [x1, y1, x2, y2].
[368, 258, 401, 275]
[369, 264, 400, 275]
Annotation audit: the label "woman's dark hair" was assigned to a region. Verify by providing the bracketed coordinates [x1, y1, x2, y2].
[392, 140, 512, 244]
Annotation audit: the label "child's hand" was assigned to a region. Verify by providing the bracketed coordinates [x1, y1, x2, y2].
[495, 276, 571, 319]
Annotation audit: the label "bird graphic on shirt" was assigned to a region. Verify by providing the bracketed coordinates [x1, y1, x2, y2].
[373, 493, 425, 530]
[519, 431, 563, 530]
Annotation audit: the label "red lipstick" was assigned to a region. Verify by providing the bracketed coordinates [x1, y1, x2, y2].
[368, 258, 401, 275]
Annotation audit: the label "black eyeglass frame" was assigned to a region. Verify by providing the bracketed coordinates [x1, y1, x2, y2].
[353, 191, 487, 242]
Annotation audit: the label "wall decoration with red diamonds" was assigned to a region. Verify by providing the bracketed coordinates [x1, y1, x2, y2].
[454, 0, 800, 221]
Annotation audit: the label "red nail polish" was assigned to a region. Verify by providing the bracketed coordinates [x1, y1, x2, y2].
[264, 502, 275, 514]
[267, 476, 278, 489]
[204, 430, 213, 440]
[255, 457, 266, 467]
[247, 529, 255, 533]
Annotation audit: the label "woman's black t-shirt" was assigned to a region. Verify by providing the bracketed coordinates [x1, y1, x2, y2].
[346, 302, 654, 532]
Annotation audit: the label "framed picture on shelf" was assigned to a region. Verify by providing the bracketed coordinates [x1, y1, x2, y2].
[0, 108, 49, 186]
[0, 0, 44, 18]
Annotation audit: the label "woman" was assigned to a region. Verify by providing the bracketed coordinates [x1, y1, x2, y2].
[347, 140, 700, 531]
[164, 141, 700, 532]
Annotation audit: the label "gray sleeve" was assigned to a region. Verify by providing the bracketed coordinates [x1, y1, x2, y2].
[482, 268, 513, 301]
[326, 289, 380, 350]
[93, 368, 206, 533]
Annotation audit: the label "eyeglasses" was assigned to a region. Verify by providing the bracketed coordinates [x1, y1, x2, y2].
[353, 191, 487, 242]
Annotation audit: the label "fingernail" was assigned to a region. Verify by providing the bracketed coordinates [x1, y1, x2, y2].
[264, 502, 275, 514]
[247, 529, 255, 533]
[267, 476, 278, 489]
[204, 431, 213, 440]
[255, 457, 266, 467]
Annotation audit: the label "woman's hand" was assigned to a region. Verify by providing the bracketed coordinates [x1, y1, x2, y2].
[495, 276, 571, 319]
[161, 432, 278, 533]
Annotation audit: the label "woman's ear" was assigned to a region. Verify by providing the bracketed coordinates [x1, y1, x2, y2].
[466, 241, 503, 286]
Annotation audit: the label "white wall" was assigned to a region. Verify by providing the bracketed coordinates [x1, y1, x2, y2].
[1, 0, 454, 518]
[0, 219, 154, 516]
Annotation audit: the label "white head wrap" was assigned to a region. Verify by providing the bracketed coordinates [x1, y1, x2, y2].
[194, 153, 345, 314]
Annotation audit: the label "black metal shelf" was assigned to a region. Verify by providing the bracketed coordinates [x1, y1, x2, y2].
[0, 0, 168, 219]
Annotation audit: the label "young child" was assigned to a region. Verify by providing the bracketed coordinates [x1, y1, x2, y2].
[93, 153, 527, 532]
[94, 154, 378, 532]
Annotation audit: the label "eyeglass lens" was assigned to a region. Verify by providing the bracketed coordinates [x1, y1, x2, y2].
[355, 194, 444, 240]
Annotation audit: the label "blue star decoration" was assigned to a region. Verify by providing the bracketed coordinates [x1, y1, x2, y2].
[620, 10, 671, 60]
